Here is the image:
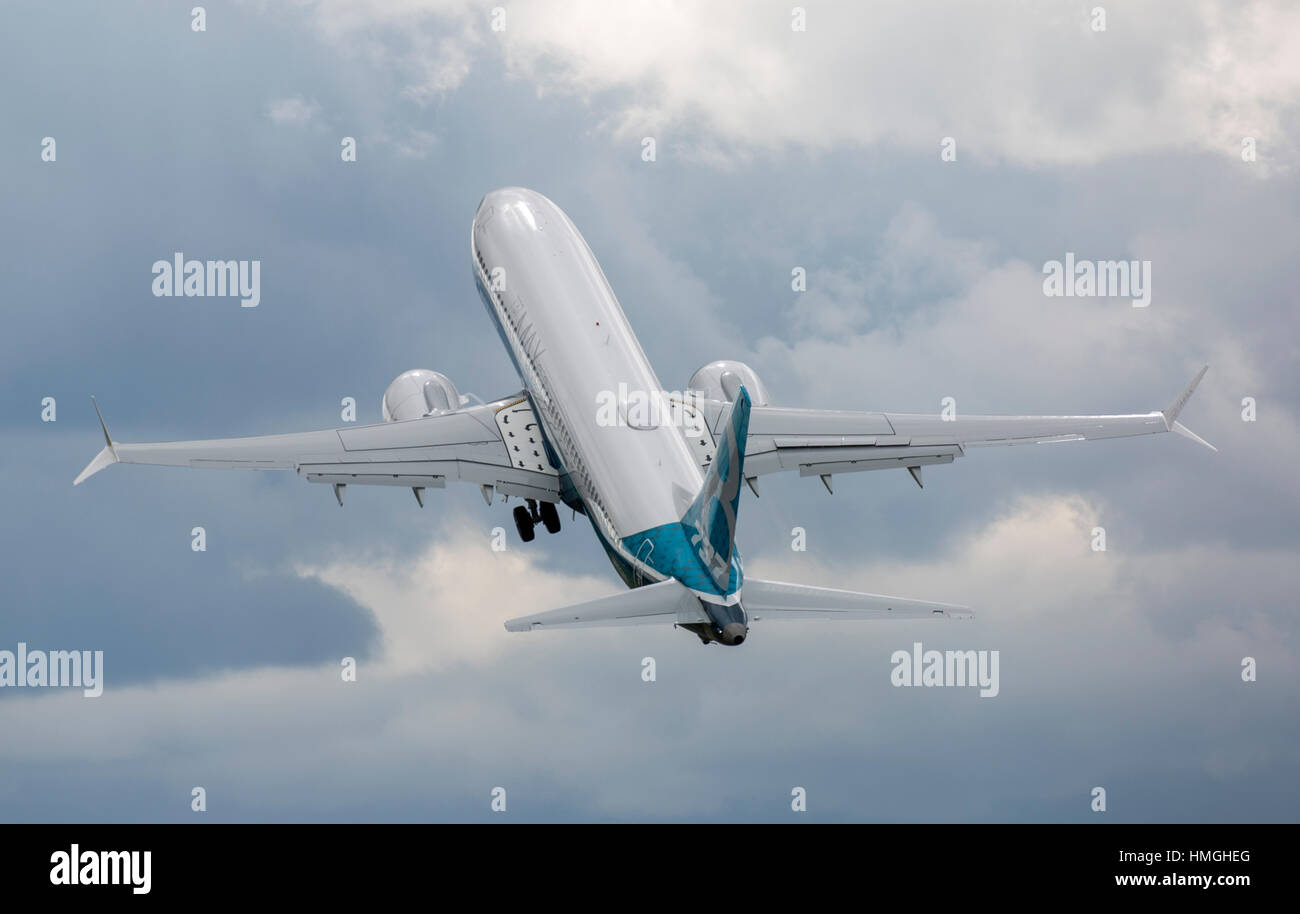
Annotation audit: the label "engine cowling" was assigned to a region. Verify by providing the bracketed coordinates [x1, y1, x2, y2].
[688, 360, 771, 406]
[381, 369, 462, 422]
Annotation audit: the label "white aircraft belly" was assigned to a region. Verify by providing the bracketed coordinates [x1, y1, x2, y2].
[472, 187, 702, 538]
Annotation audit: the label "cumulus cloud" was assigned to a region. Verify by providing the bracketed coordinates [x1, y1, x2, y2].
[296, 512, 614, 672]
[535, 0, 1298, 169]
[306, 0, 1299, 171]
[4, 0, 1295, 823]
[753, 493, 1296, 643]
[3, 500, 1295, 820]
[737, 197, 1300, 511]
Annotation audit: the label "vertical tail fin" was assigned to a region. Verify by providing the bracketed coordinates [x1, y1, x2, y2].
[682, 386, 751, 592]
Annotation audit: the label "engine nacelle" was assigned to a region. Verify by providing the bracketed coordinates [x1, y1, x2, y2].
[688, 360, 771, 406]
[381, 369, 462, 422]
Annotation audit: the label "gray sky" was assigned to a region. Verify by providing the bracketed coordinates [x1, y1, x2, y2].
[1, 0, 1297, 822]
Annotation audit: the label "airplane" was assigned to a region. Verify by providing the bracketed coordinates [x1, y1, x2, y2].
[75, 187, 1214, 646]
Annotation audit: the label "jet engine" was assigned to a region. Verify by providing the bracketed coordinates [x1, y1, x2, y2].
[688, 360, 771, 406]
[381, 369, 462, 422]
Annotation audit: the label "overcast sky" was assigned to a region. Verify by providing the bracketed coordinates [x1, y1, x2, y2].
[1, 0, 1297, 822]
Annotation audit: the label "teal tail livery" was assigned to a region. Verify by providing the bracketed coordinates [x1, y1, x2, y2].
[592, 386, 750, 610]
[508, 381, 973, 646]
[682, 384, 751, 594]
[75, 187, 1213, 648]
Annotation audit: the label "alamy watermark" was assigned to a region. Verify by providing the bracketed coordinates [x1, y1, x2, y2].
[50, 845, 150, 894]
[1042, 252, 1151, 308]
[0, 642, 103, 697]
[595, 384, 706, 436]
[891, 641, 999, 698]
[151, 253, 260, 307]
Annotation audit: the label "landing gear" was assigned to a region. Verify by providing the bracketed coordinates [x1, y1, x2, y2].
[513, 505, 535, 542]
[514, 500, 561, 541]
[539, 500, 561, 534]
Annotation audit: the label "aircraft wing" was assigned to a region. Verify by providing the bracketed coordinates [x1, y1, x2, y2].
[691, 366, 1213, 488]
[73, 392, 561, 503]
[742, 578, 971, 621]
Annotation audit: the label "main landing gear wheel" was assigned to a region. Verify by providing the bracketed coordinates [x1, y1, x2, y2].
[513, 505, 535, 542]
[539, 501, 561, 534]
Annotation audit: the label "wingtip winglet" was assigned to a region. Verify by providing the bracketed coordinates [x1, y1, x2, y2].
[1172, 420, 1217, 452]
[1162, 364, 1209, 427]
[90, 395, 116, 454]
[74, 397, 120, 485]
[1158, 366, 1215, 452]
[73, 445, 119, 485]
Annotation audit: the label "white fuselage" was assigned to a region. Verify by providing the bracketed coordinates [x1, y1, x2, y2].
[470, 187, 705, 585]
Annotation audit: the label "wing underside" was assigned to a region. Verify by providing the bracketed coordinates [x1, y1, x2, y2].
[685, 365, 1212, 486]
[73, 393, 561, 502]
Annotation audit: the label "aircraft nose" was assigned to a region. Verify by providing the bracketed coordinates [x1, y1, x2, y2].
[475, 187, 554, 235]
[720, 623, 747, 646]
[478, 186, 541, 214]
[476, 188, 507, 213]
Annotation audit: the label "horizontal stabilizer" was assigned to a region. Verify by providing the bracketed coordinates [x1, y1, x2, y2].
[742, 578, 972, 622]
[504, 580, 709, 632]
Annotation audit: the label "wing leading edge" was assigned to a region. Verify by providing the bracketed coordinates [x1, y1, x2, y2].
[688, 365, 1213, 486]
[73, 393, 561, 503]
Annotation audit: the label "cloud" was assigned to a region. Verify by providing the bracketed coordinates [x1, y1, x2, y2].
[4, 0, 1296, 823]
[296, 512, 614, 672]
[784, 203, 990, 339]
[289, 0, 483, 101]
[266, 95, 322, 125]
[753, 492, 1296, 641]
[389, 128, 439, 158]
[398, 31, 478, 104]
[275, 1, 1300, 171]
[742, 197, 1300, 506]
[4, 499, 1296, 821]
[485, 0, 1300, 171]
